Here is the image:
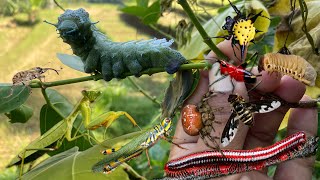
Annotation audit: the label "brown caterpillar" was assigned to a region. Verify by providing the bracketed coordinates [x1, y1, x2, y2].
[259, 53, 316, 86]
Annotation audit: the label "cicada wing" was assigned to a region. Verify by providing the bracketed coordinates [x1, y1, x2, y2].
[221, 110, 240, 147]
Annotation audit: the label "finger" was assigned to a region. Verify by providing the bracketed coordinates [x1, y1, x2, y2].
[169, 71, 210, 159]
[170, 40, 244, 159]
[250, 67, 281, 93]
[172, 71, 209, 144]
[274, 95, 317, 180]
[206, 39, 243, 64]
[243, 76, 306, 150]
[197, 39, 249, 150]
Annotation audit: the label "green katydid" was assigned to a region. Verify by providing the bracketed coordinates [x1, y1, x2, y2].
[6, 89, 140, 177]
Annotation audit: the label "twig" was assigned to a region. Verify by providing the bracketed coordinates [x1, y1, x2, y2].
[121, 163, 147, 180]
[127, 77, 161, 106]
[54, 0, 65, 11]
[177, 0, 228, 59]
[29, 63, 212, 88]
[41, 87, 65, 118]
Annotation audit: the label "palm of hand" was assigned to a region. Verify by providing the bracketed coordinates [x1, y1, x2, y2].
[169, 40, 317, 180]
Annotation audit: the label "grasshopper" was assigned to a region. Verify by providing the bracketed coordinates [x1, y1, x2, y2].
[6, 90, 140, 177]
[92, 117, 184, 173]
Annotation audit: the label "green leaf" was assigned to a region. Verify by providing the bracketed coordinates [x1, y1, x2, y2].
[185, 70, 200, 100]
[161, 70, 198, 118]
[120, 6, 147, 18]
[128, 139, 169, 178]
[120, 1, 160, 25]
[56, 53, 85, 73]
[0, 84, 31, 114]
[137, 0, 149, 8]
[22, 147, 130, 180]
[248, 16, 281, 55]
[22, 132, 146, 180]
[142, 0, 160, 24]
[30, 0, 43, 7]
[5, 104, 33, 123]
[6, 89, 93, 167]
[40, 88, 91, 156]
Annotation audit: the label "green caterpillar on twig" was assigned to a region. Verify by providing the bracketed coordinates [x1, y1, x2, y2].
[45, 8, 187, 81]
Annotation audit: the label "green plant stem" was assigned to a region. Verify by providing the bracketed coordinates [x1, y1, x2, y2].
[127, 77, 161, 106]
[41, 87, 65, 118]
[177, 0, 228, 59]
[29, 63, 211, 88]
[121, 163, 147, 180]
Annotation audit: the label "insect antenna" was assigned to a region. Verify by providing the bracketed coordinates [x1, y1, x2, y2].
[43, 67, 62, 75]
[43, 20, 58, 27]
[247, 80, 262, 93]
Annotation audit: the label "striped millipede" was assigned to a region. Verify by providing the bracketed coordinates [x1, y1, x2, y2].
[259, 53, 316, 86]
[158, 131, 318, 180]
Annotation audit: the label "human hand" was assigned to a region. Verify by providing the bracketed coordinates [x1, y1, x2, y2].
[169, 40, 318, 179]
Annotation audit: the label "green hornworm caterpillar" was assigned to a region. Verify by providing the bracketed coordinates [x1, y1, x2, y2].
[46, 8, 187, 81]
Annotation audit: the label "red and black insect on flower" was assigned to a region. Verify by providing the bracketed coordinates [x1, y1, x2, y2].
[215, 0, 268, 62]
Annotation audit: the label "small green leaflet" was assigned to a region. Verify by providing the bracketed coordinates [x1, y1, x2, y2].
[0, 84, 31, 114]
[56, 53, 85, 73]
[5, 104, 33, 123]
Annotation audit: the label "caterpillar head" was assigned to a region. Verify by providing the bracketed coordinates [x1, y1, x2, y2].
[45, 8, 94, 46]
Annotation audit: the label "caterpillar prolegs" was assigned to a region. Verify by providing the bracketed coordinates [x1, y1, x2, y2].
[259, 53, 316, 86]
[46, 8, 187, 81]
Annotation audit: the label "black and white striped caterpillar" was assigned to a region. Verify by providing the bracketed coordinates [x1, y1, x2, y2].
[46, 8, 187, 81]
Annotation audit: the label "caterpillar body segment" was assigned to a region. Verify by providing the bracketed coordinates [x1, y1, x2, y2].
[48, 8, 187, 81]
[260, 53, 316, 86]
